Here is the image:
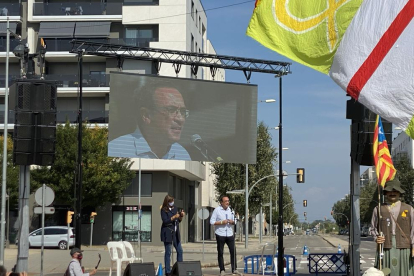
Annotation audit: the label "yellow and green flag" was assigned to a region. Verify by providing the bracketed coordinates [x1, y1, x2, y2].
[247, 0, 363, 74]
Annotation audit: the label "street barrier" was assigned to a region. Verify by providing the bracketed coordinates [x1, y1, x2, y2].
[244, 254, 296, 275]
[308, 253, 347, 275]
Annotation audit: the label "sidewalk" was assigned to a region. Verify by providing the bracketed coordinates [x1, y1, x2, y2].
[318, 234, 349, 249]
[4, 238, 269, 275]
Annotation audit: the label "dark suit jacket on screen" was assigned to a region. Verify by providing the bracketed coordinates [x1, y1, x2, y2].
[160, 206, 182, 243]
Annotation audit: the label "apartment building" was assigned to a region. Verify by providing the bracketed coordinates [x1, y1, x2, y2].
[0, 0, 224, 245]
[360, 167, 376, 187]
[392, 131, 413, 167]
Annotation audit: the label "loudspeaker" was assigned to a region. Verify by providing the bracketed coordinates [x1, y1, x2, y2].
[171, 261, 202, 276]
[123, 262, 155, 276]
[348, 99, 393, 166]
[10, 80, 57, 166]
[10, 80, 57, 112]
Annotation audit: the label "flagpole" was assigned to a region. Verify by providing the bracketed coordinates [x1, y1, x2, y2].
[377, 184, 382, 271]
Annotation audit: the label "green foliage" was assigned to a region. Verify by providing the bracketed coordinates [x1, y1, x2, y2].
[0, 135, 19, 207]
[394, 155, 414, 205]
[31, 123, 135, 208]
[211, 122, 297, 224]
[332, 195, 351, 227]
[360, 181, 380, 224]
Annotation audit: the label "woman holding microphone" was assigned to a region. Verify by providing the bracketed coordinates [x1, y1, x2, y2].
[160, 195, 185, 276]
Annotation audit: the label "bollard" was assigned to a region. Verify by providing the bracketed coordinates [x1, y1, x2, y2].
[157, 263, 163, 276]
[338, 244, 342, 254]
[303, 245, 309, 255]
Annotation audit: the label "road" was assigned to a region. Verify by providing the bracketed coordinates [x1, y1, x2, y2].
[334, 234, 377, 271]
[44, 234, 377, 276]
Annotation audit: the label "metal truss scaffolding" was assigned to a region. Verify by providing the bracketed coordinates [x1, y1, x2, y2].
[70, 40, 291, 78]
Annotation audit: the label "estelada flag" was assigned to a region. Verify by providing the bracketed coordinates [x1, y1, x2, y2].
[373, 115, 396, 187]
[247, 0, 414, 138]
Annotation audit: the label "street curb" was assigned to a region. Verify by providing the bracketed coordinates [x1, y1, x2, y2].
[82, 260, 233, 271]
[319, 235, 336, 248]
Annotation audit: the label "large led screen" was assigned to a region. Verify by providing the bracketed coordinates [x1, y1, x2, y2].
[108, 72, 258, 164]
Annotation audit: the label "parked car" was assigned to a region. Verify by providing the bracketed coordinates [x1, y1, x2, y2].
[28, 226, 75, 250]
[361, 226, 370, 237]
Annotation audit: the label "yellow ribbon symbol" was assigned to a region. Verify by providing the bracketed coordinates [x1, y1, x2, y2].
[274, 0, 351, 52]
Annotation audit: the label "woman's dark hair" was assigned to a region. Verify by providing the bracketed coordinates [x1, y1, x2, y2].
[162, 195, 174, 212]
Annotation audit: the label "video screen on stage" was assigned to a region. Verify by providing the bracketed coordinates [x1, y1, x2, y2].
[108, 72, 258, 164]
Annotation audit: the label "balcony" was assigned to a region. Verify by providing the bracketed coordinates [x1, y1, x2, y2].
[57, 110, 108, 124]
[43, 73, 109, 88]
[0, 38, 22, 52]
[40, 38, 158, 52]
[123, 0, 159, 6]
[0, 75, 21, 88]
[33, 2, 122, 16]
[0, 110, 108, 125]
[0, 3, 21, 17]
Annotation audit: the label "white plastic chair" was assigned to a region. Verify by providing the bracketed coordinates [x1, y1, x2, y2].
[107, 241, 131, 276]
[122, 241, 143, 263]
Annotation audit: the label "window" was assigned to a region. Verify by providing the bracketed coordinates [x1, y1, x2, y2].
[55, 229, 67, 235]
[45, 228, 57, 235]
[191, 34, 194, 53]
[196, 10, 198, 27]
[169, 175, 174, 196]
[123, 173, 152, 197]
[176, 178, 183, 200]
[191, 1, 194, 19]
[124, 25, 159, 47]
[195, 42, 198, 53]
[124, 0, 159, 4]
[199, 16, 201, 33]
[112, 206, 152, 242]
[168, 175, 184, 199]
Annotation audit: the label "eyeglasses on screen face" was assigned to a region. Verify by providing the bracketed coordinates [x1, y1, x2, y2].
[157, 106, 189, 118]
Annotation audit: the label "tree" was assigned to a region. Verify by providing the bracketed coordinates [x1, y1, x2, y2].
[212, 122, 285, 218]
[394, 155, 414, 205]
[332, 195, 351, 228]
[0, 135, 19, 207]
[31, 123, 135, 208]
[360, 181, 380, 224]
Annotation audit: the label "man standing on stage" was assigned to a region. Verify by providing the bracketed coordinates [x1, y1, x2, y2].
[210, 196, 240, 275]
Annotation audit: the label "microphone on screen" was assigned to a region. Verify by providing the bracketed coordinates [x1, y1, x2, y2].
[191, 134, 223, 162]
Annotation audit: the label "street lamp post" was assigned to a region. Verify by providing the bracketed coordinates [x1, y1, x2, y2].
[277, 75, 284, 276]
[228, 173, 283, 249]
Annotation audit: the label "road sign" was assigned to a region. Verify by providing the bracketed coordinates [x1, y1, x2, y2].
[276, 170, 288, 180]
[197, 208, 209, 220]
[34, 207, 55, 214]
[35, 186, 55, 206]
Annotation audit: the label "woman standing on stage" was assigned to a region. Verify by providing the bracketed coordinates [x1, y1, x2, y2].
[160, 195, 185, 276]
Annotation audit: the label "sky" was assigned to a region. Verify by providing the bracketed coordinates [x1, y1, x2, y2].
[202, 0, 363, 223]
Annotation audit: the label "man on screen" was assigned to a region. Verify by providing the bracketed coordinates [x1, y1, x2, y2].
[109, 85, 191, 160]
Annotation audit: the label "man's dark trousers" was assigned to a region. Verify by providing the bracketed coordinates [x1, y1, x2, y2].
[216, 234, 237, 272]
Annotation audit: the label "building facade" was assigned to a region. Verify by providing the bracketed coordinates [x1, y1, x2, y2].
[392, 131, 414, 166]
[0, 0, 224, 245]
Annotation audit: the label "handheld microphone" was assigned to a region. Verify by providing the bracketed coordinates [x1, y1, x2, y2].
[191, 134, 224, 162]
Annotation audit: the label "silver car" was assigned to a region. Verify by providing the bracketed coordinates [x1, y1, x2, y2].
[28, 226, 75, 250]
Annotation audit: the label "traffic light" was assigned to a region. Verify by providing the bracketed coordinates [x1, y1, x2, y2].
[90, 212, 97, 223]
[66, 211, 74, 224]
[303, 200, 307, 207]
[304, 212, 307, 217]
[297, 168, 305, 183]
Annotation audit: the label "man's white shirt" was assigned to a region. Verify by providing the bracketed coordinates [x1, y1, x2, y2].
[210, 205, 235, 237]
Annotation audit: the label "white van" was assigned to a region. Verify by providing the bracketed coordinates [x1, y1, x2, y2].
[28, 226, 75, 249]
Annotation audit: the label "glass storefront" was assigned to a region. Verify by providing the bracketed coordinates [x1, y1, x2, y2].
[112, 206, 152, 242]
